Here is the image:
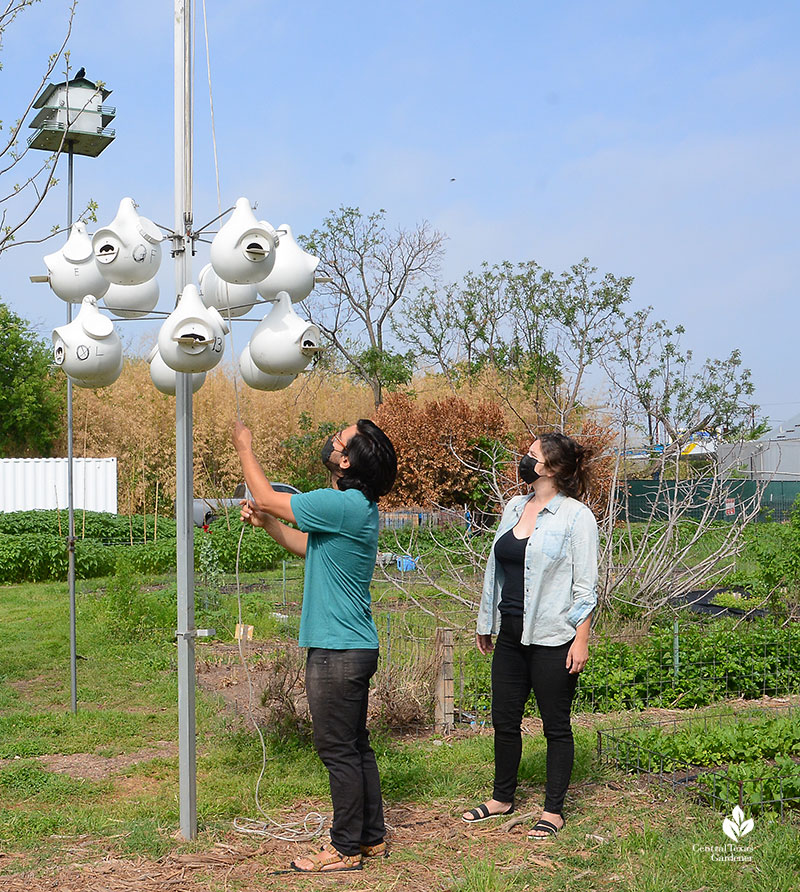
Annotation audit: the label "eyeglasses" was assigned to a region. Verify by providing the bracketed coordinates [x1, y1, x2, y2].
[332, 431, 348, 454]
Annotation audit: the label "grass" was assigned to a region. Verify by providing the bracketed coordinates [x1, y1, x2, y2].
[1, 573, 799, 891]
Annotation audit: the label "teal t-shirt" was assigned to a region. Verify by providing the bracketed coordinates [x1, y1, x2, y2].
[290, 487, 380, 649]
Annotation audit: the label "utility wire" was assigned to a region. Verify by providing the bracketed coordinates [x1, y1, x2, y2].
[200, 0, 242, 421]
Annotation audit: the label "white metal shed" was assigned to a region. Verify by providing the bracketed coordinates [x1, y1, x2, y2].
[0, 458, 118, 513]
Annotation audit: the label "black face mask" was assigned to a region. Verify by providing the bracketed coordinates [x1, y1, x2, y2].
[518, 455, 541, 484]
[321, 434, 342, 474]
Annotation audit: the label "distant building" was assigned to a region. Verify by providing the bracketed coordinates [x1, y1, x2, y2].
[717, 412, 800, 481]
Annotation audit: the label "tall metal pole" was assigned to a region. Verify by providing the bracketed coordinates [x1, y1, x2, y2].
[66, 141, 77, 715]
[174, 0, 197, 840]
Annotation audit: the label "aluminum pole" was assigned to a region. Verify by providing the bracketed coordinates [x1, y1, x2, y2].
[174, 0, 197, 841]
[66, 141, 77, 715]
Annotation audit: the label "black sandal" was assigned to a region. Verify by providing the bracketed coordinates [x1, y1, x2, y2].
[462, 802, 514, 823]
[528, 816, 565, 839]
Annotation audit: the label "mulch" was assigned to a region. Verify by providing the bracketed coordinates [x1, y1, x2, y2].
[0, 800, 582, 892]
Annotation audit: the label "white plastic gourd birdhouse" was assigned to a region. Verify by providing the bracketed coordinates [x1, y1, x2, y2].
[239, 343, 297, 391]
[147, 344, 206, 395]
[248, 291, 322, 376]
[52, 296, 123, 388]
[157, 284, 229, 373]
[102, 278, 160, 319]
[210, 197, 277, 285]
[44, 221, 110, 303]
[92, 197, 162, 285]
[198, 263, 258, 318]
[256, 223, 319, 303]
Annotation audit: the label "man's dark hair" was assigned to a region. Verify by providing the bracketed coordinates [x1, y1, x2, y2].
[338, 419, 397, 503]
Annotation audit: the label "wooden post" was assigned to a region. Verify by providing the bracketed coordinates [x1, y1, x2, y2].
[434, 628, 454, 733]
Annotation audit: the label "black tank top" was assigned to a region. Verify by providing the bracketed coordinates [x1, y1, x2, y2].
[494, 527, 528, 616]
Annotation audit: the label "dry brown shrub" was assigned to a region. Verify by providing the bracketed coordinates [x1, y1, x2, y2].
[409, 366, 562, 439]
[576, 415, 618, 518]
[370, 659, 437, 730]
[71, 359, 177, 517]
[254, 641, 437, 736]
[70, 358, 615, 518]
[374, 392, 508, 509]
[71, 361, 373, 514]
[255, 640, 311, 740]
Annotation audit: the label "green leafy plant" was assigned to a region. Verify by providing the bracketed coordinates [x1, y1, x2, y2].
[612, 711, 800, 814]
[0, 509, 176, 543]
[710, 589, 764, 610]
[457, 618, 800, 716]
[278, 412, 342, 492]
[102, 556, 176, 640]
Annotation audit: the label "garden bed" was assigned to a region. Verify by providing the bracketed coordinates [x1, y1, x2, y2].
[677, 586, 768, 617]
[598, 703, 800, 815]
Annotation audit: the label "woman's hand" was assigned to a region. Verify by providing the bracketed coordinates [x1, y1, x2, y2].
[566, 639, 589, 674]
[232, 420, 253, 453]
[476, 633, 494, 655]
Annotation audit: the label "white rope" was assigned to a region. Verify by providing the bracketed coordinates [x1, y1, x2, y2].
[199, 0, 322, 842]
[231, 517, 326, 842]
[200, 0, 222, 212]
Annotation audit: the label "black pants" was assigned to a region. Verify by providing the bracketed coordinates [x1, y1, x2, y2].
[305, 648, 384, 856]
[491, 615, 578, 814]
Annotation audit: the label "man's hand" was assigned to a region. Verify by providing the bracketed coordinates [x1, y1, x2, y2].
[240, 499, 270, 529]
[232, 421, 252, 453]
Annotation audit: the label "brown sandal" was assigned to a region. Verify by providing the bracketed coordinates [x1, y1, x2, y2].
[360, 841, 388, 858]
[291, 842, 363, 872]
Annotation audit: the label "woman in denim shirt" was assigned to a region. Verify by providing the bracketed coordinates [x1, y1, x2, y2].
[462, 433, 597, 839]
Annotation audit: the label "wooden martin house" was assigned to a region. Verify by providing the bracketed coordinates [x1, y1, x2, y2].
[28, 75, 115, 157]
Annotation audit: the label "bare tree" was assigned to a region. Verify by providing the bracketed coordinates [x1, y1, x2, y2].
[0, 1, 100, 255]
[537, 260, 632, 428]
[300, 206, 446, 407]
[379, 420, 765, 624]
[597, 411, 766, 613]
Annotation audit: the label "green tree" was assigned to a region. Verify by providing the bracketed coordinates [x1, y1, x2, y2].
[604, 307, 761, 456]
[300, 206, 446, 408]
[403, 258, 631, 430]
[0, 301, 65, 455]
[278, 412, 343, 493]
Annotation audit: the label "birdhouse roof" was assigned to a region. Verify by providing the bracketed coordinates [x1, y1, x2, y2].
[33, 77, 112, 108]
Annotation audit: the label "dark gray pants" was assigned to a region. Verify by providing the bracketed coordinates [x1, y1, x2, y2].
[305, 647, 384, 855]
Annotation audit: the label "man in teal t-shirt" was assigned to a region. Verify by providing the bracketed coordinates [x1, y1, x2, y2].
[233, 418, 397, 873]
[291, 487, 379, 650]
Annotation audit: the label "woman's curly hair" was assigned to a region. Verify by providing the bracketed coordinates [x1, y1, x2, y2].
[537, 432, 595, 500]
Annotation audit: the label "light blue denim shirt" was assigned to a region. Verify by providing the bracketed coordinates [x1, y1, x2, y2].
[476, 492, 598, 646]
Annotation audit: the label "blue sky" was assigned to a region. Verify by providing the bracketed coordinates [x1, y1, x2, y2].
[2, 0, 798, 424]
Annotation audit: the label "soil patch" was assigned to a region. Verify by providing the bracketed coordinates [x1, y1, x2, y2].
[0, 742, 176, 781]
[196, 640, 307, 731]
